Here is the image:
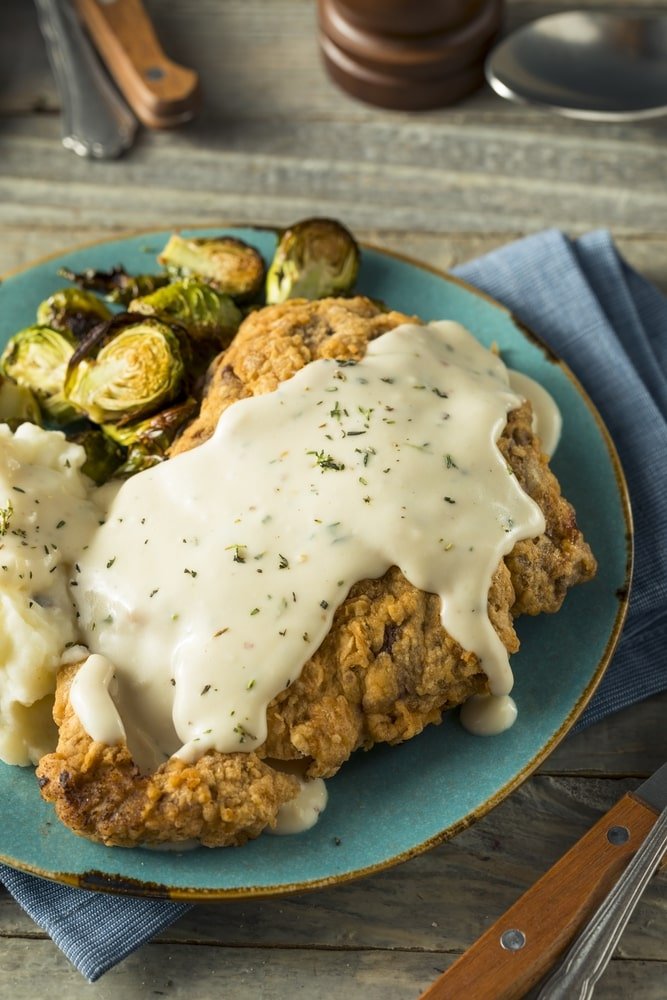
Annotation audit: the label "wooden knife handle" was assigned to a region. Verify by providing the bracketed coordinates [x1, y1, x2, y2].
[74, 0, 200, 128]
[419, 793, 660, 1000]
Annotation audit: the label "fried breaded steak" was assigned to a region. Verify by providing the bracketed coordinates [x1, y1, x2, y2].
[170, 296, 417, 455]
[36, 297, 596, 848]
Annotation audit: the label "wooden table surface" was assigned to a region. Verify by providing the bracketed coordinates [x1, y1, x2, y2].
[1, 1, 666, 996]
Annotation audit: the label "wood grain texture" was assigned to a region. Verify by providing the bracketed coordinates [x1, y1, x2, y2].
[0, 0, 665, 996]
[1, 938, 666, 1000]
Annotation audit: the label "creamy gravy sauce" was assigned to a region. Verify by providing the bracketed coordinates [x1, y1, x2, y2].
[72, 321, 545, 767]
[508, 370, 561, 458]
[270, 778, 328, 835]
[459, 693, 518, 736]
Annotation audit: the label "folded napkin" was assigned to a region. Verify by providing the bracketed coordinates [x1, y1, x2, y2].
[2, 229, 666, 980]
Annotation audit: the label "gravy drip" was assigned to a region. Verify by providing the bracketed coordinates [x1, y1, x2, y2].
[74, 321, 546, 765]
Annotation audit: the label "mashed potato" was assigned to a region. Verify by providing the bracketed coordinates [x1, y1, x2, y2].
[0, 423, 104, 765]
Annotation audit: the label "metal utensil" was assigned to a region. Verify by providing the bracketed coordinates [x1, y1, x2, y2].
[485, 12, 667, 121]
[538, 803, 667, 998]
[418, 758, 667, 1000]
[34, 0, 137, 158]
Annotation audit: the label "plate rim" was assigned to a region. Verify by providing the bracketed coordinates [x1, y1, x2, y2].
[0, 225, 633, 900]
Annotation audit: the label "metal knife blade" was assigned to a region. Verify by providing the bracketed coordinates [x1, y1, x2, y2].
[633, 757, 667, 814]
[34, 0, 137, 158]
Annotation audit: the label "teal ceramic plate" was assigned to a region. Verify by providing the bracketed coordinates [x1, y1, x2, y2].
[0, 228, 631, 899]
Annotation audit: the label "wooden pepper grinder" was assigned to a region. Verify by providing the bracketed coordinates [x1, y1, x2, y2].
[318, 0, 504, 109]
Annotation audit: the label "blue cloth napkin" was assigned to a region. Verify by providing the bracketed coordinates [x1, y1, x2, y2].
[2, 229, 666, 980]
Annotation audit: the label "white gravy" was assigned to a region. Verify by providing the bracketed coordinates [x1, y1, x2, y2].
[459, 693, 518, 736]
[270, 778, 328, 835]
[508, 370, 561, 458]
[72, 321, 546, 768]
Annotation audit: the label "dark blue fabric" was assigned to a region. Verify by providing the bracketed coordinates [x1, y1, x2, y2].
[3, 230, 666, 979]
[0, 862, 191, 981]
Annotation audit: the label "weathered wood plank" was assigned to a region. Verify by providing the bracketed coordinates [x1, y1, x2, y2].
[0, 937, 665, 1000]
[0, 119, 665, 256]
[543, 692, 667, 776]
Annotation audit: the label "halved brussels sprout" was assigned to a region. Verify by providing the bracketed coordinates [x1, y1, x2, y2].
[129, 279, 242, 346]
[265, 218, 360, 304]
[158, 235, 265, 301]
[0, 325, 80, 424]
[70, 427, 126, 485]
[0, 375, 43, 430]
[64, 315, 185, 425]
[115, 446, 164, 477]
[103, 397, 198, 450]
[105, 398, 199, 476]
[58, 265, 170, 306]
[36, 288, 112, 339]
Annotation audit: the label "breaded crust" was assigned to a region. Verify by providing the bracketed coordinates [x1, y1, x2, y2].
[37, 663, 300, 848]
[37, 297, 596, 847]
[170, 296, 416, 455]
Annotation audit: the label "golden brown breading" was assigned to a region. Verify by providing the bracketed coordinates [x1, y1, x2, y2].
[36, 664, 300, 848]
[498, 405, 597, 615]
[37, 297, 596, 848]
[170, 296, 416, 455]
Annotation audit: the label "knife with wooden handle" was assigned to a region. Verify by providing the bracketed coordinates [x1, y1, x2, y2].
[419, 760, 667, 1000]
[35, 0, 137, 157]
[74, 0, 200, 128]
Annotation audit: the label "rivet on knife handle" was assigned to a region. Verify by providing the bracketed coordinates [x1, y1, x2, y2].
[537, 803, 667, 999]
[74, 0, 200, 128]
[34, 0, 136, 159]
[417, 794, 660, 1000]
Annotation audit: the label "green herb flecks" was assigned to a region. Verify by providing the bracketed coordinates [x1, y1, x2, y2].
[0, 500, 13, 537]
[307, 449, 345, 472]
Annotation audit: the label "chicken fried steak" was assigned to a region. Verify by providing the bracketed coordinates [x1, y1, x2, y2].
[37, 297, 596, 848]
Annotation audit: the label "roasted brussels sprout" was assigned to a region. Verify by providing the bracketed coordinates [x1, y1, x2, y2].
[0, 375, 43, 430]
[70, 427, 126, 485]
[105, 397, 199, 476]
[265, 218, 360, 304]
[0, 325, 80, 424]
[115, 445, 164, 476]
[58, 265, 170, 307]
[64, 315, 186, 425]
[103, 397, 198, 450]
[36, 288, 112, 339]
[158, 235, 265, 301]
[129, 279, 242, 346]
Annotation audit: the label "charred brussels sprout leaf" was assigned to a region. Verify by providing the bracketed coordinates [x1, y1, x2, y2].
[70, 427, 125, 485]
[265, 218, 360, 304]
[0, 325, 81, 424]
[103, 397, 198, 450]
[158, 235, 265, 301]
[64, 315, 185, 425]
[0, 375, 43, 430]
[58, 265, 170, 307]
[129, 279, 242, 346]
[105, 398, 199, 476]
[36, 287, 112, 339]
